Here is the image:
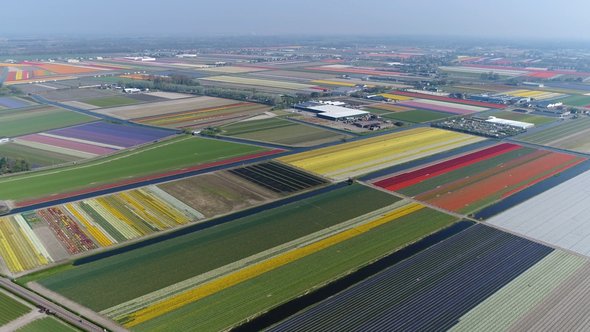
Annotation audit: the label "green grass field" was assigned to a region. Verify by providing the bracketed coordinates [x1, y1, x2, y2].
[380, 109, 451, 123]
[556, 94, 590, 107]
[37, 184, 399, 311]
[16, 317, 79, 332]
[483, 110, 556, 126]
[133, 207, 457, 331]
[221, 118, 350, 146]
[0, 290, 29, 325]
[0, 136, 266, 202]
[83, 96, 139, 108]
[0, 107, 95, 137]
[0, 142, 81, 167]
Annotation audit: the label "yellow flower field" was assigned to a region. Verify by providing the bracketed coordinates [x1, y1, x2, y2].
[120, 202, 425, 327]
[506, 89, 564, 100]
[278, 127, 484, 180]
[379, 93, 414, 101]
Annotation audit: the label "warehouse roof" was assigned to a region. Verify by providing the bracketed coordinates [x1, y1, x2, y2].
[308, 105, 368, 119]
[485, 116, 534, 129]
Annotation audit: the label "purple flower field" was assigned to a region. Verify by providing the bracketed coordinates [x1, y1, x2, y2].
[47, 121, 172, 148]
[19, 134, 117, 155]
[0, 97, 33, 109]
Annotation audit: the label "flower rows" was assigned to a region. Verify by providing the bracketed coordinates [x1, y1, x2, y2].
[117, 202, 424, 327]
[0, 185, 203, 274]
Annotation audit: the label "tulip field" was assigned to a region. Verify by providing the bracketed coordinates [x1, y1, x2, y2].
[373, 143, 585, 214]
[0, 61, 120, 85]
[278, 127, 484, 180]
[7, 49, 590, 332]
[14, 121, 173, 160]
[115, 202, 456, 331]
[519, 117, 590, 153]
[35, 185, 399, 312]
[0, 185, 201, 274]
[34, 184, 459, 331]
[228, 161, 327, 193]
[506, 89, 565, 100]
[135, 102, 271, 130]
[0, 136, 270, 205]
[0, 214, 53, 273]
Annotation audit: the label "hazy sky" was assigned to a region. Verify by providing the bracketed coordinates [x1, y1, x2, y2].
[2, 0, 589, 40]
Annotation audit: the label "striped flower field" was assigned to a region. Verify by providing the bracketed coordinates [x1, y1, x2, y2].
[14, 121, 174, 160]
[272, 224, 590, 332]
[373, 143, 585, 214]
[278, 127, 485, 180]
[0, 186, 202, 274]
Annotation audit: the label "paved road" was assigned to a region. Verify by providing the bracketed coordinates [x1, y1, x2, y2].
[0, 278, 105, 331]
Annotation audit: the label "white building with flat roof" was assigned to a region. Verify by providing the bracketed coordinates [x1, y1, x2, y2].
[485, 116, 534, 129]
[308, 105, 368, 120]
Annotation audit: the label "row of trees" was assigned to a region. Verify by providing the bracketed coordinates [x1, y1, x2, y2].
[118, 78, 310, 108]
[0, 157, 30, 175]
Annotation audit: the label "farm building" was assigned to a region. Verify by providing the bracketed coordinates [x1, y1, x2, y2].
[311, 105, 369, 120]
[485, 116, 534, 129]
[295, 102, 368, 120]
[522, 81, 545, 88]
[534, 100, 564, 109]
[124, 56, 156, 62]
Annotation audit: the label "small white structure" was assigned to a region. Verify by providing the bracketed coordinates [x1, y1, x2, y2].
[522, 81, 545, 88]
[124, 56, 156, 62]
[485, 116, 534, 129]
[67, 59, 80, 63]
[124, 88, 141, 94]
[176, 54, 198, 58]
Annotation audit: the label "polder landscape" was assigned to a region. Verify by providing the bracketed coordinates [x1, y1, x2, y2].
[3, 2, 590, 331]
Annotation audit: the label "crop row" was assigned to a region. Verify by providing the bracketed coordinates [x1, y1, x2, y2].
[374, 143, 586, 214]
[0, 185, 203, 274]
[37, 184, 399, 311]
[228, 161, 327, 193]
[136, 102, 265, 129]
[271, 225, 552, 331]
[0, 215, 52, 273]
[278, 127, 484, 180]
[113, 202, 425, 327]
[123, 202, 458, 331]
